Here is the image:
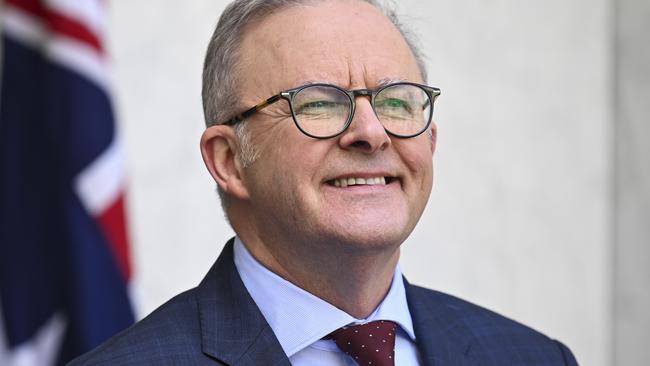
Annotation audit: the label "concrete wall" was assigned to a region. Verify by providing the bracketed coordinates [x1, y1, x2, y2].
[104, 1, 649, 365]
[615, 0, 650, 364]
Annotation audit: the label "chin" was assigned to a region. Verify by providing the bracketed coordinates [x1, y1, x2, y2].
[321, 217, 413, 253]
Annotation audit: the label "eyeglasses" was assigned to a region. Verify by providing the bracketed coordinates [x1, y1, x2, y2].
[221, 82, 441, 139]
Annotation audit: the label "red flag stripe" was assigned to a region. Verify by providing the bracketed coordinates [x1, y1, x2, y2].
[5, 0, 41, 16]
[6, 0, 103, 53]
[97, 193, 132, 281]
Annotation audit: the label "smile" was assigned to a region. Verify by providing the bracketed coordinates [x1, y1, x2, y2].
[327, 176, 397, 187]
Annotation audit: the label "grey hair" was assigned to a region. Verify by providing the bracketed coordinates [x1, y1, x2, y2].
[202, 0, 428, 129]
[201, 0, 428, 207]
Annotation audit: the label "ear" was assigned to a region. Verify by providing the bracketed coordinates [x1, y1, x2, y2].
[200, 125, 250, 200]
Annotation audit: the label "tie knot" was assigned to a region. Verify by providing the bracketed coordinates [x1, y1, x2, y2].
[327, 320, 397, 366]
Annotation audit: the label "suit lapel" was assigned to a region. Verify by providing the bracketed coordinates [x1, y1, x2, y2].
[196, 239, 291, 366]
[404, 278, 476, 366]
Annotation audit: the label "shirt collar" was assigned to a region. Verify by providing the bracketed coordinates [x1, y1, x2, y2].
[233, 237, 416, 358]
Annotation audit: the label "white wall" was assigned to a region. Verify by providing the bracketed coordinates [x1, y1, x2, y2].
[108, 0, 233, 318]
[108, 1, 614, 365]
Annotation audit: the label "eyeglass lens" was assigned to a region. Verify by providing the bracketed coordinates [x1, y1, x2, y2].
[292, 86, 352, 137]
[291, 84, 432, 138]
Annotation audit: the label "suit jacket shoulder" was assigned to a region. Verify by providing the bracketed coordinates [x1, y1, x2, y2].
[405, 283, 579, 365]
[68, 239, 290, 366]
[68, 288, 205, 365]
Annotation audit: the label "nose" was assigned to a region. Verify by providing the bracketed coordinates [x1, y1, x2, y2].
[338, 98, 391, 153]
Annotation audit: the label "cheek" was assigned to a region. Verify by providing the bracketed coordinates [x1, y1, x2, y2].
[403, 151, 434, 198]
[262, 140, 330, 199]
[398, 141, 434, 178]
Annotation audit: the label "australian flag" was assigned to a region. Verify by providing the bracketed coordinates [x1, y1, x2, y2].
[0, 0, 135, 364]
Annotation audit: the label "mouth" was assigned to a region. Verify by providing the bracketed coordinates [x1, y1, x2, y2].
[326, 176, 399, 187]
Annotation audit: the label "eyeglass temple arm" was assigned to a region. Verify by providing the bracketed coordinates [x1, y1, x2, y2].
[223, 94, 282, 126]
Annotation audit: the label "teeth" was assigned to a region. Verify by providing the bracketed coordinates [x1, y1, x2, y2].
[331, 176, 389, 187]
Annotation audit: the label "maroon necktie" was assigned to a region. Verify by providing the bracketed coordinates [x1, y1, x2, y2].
[327, 320, 397, 366]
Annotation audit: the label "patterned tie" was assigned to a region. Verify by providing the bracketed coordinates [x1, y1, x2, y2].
[327, 320, 397, 366]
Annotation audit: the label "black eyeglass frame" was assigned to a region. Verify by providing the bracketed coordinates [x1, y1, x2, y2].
[221, 82, 441, 139]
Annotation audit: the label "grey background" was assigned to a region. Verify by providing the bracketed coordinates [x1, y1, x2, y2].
[100, 1, 648, 366]
[615, 0, 650, 364]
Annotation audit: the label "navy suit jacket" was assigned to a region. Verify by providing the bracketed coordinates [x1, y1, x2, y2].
[69, 239, 578, 365]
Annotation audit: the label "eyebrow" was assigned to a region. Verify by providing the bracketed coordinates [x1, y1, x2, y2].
[301, 80, 328, 86]
[376, 77, 406, 87]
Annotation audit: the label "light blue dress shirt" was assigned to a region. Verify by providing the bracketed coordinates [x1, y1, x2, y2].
[233, 237, 421, 365]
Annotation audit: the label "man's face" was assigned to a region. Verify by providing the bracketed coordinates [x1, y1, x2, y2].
[236, 0, 435, 250]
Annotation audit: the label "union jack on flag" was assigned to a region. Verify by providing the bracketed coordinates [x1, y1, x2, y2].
[0, 0, 135, 364]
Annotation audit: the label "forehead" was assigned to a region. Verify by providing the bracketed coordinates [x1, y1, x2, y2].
[237, 0, 421, 96]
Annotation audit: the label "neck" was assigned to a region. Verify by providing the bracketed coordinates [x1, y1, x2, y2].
[236, 229, 400, 319]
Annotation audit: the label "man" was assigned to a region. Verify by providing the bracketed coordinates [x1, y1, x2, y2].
[70, 0, 578, 365]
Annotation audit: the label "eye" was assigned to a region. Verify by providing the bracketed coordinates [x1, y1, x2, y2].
[375, 98, 414, 117]
[294, 100, 347, 118]
[377, 98, 410, 110]
[296, 100, 338, 112]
